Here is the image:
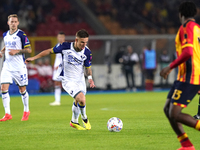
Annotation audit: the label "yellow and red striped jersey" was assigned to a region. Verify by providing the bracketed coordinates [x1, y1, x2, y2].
[175, 19, 200, 85]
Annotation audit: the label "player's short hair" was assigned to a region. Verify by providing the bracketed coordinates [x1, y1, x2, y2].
[179, 1, 197, 18]
[58, 31, 65, 35]
[8, 14, 18, 21]
[76, 29, 89, 38]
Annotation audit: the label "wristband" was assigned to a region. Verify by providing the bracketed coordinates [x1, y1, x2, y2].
[88, 75, 92, 80]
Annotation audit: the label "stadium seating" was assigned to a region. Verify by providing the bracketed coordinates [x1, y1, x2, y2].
[82, 0, 200, 34]
[0, 0, 96, 36]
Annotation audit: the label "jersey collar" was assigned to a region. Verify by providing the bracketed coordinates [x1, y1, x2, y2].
[71, 42, 85, 52]
[183, 18, 195, 27]
[9, 29, 18, 35]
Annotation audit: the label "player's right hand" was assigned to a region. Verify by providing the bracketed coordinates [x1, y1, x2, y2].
[88, 79, 96, 88]
[0, 52, 3, 58]
[25, 57, 35, 64]
[160, 66, 172, 79]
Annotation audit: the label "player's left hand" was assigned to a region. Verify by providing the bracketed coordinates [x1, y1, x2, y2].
[88, 79, 96, 88]
[160, 66, 172, 79]
[9, 49, 20, 56]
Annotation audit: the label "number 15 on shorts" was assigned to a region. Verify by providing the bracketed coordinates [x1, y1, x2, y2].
[21, 74, 27, 81]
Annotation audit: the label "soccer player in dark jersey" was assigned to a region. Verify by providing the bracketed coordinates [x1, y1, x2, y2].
[160, 2, 200, 150]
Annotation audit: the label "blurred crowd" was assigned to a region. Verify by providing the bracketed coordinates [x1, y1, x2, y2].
[0, 0, 82, 35]
[27, 58, 53, 92]
[1, 0, 200, 35]
[0, 0, 50, 33]
[84, 0, 200, 34]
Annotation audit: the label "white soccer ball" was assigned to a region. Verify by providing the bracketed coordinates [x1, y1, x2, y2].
[107, 117, 123, 132]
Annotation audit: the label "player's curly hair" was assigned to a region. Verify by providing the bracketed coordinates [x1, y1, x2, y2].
[179, 1, 197, 18]
[76, 29, 89, 38]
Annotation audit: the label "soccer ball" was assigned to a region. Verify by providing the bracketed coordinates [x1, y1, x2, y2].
[107, 117, 123, 132]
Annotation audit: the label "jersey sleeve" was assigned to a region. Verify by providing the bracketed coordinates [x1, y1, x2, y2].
[3, 31, 7, 38]
[17, 31, 31, 49]
[180, 23, 194, 49]
[52, 42, 70, 54]
[84, 48, 92, 68]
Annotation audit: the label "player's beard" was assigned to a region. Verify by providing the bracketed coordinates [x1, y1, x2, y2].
[74, 43, 82, 52]
[10, 26, 17, 32]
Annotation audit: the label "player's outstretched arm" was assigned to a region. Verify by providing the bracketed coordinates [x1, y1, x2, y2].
[25, 48, 53, 63]
[86, 67, 96, 88]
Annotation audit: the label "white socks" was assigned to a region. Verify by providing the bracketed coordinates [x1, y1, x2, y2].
[2, 90, 29, 114]
[78, 103, 87, 120]
[20, 90, 29, 112]
[71, 102, 80, 123]
[2, 91, 11, 114]
[55, 86, 61, 102]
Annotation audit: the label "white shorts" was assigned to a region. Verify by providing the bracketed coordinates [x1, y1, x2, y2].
[62, 80, 86, 98]
[1, 68, 28, 86]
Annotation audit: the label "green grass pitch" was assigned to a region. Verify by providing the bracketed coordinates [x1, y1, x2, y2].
[0, 91, 199, 150]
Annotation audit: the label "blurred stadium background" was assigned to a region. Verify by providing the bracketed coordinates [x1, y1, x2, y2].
[0, 0, 200, 93]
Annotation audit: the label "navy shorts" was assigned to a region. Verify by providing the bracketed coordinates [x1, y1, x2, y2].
[167, 81, 200, 107]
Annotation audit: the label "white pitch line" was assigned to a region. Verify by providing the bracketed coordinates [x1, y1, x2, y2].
[101, 108, 109, 110]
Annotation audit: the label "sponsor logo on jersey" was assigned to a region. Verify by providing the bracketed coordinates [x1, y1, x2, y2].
[56, 44, 60, 48]
[68, 55, 82, 65]
[80, 55, 86, 60]
[25, 37, 29, 44]
[5, 41, 16, 47]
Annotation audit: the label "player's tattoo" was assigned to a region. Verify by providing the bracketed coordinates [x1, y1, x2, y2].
[86, 67, 92, 76]
[17, 46, 32, 55]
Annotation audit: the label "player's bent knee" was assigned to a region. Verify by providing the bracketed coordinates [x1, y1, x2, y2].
[79, 100, 86, 106]
[76, 97, 86, 105]
[1, 86, 9, 92]
[75, 92, 86, 105]
[19, 86, 26, 93]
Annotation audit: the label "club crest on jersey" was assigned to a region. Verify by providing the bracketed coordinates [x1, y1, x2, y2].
[80, 55, 86, 60]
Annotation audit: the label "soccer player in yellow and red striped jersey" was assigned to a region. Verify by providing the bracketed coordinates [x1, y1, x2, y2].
[160, 2, 200, 150]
